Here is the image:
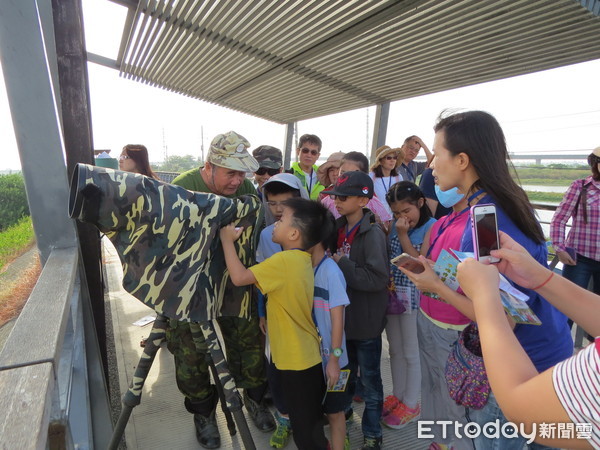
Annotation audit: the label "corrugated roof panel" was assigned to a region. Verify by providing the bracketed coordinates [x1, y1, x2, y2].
[115, 0, 600, 123]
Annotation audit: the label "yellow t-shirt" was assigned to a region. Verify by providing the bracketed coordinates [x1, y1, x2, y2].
[249, 250, 321, 371]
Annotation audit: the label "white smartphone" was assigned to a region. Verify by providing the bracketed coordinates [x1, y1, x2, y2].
[470, 204, 501, 263]
[390, 252, 425, 273]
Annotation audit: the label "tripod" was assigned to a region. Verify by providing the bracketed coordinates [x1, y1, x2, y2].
[108, 314, 256, 449]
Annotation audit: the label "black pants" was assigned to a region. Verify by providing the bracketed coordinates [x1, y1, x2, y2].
[280, 363, 327, 450]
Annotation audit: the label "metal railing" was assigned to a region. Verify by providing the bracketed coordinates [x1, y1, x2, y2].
[0, 247, 112, 449]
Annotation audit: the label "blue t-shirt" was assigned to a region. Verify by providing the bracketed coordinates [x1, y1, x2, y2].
[256, 224, 282, 263]
[256, 224, 283, 318]
[461, 195, 573, 372]
[313, 257, 350, 368]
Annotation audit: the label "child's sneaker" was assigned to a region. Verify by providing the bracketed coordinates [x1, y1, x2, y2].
[382, 394, 400, 418]
[381, 402, 420, 429]
[269, 413, 291, 448]
[361, 436, 382, 449]
[428, 443, 454, 450]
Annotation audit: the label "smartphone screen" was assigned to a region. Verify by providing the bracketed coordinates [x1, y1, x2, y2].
[471, 205, 500, 263]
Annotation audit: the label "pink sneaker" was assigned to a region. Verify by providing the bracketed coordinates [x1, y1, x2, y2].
[381, 402, 420, 429]
[428, 443, 454, 450]
[382, 395, 400, 418]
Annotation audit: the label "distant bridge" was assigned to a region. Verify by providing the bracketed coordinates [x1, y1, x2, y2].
[509, 153, 590, 165]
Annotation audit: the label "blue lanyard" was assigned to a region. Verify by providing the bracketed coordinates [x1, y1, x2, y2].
[426, 189, 484, 258]
[403, 163, 414, 181]
[344, 217, 363, 245]
[306, 169, 314, 195]
[383, 175, 393, 193]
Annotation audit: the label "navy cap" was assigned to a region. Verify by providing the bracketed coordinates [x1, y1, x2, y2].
[322, 170, 373, 199]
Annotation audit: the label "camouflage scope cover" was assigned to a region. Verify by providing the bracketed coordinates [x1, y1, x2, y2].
[69, 164, 263, 322]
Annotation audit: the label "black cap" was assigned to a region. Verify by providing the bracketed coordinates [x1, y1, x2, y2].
[322, 171, 373, 199]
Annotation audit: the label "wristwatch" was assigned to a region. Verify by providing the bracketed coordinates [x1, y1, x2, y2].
[332, 347, 343, 358]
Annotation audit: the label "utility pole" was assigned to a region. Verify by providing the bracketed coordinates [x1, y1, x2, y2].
[162, 127, 168, 163]
[366, 108, 370, 153]
[201, 125, 205, 163]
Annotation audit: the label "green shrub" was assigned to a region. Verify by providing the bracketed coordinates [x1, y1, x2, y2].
[0, 174, 29, 231]
[0, 216, 34, 271]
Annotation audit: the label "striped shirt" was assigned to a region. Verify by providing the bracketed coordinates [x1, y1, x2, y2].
[550, 176, 600, 262]
[552, 338, 600, 449]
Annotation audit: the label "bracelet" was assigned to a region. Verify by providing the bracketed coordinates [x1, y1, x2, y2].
[532, 271, 554, 290]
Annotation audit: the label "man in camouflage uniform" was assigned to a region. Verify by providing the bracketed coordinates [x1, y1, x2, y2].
[167, 131, 274, 449]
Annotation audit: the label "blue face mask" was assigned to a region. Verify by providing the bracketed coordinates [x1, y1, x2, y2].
[435, 185, 465, 208]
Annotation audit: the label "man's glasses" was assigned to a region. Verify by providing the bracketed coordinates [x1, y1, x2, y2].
[383, 155, 398, 161]
[119, 155, 130, 161]
[255, 167, 280, 176]
[330, 195, 348, 202]
[301, 148, 319, 156]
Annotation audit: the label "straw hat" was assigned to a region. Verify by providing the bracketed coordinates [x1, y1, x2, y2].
[370, 145, 403, 171]
[317, 151, 345, 186]
[592, 146, 600, 157]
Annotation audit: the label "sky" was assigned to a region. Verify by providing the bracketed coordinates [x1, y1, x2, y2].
[1, 0, 599, 171]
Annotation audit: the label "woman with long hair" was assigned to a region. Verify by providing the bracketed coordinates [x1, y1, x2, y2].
[401, 110, 573, 450]
[119, 144, 158, 179]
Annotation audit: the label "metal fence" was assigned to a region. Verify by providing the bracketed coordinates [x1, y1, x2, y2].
[0, 247, 112, 449]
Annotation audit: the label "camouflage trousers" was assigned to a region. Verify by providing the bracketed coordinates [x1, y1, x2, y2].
[166, 311, 266, 410]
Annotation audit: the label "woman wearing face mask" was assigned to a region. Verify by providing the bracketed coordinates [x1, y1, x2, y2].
[400, 111, 573, 450]
[395, 184, 474, 450]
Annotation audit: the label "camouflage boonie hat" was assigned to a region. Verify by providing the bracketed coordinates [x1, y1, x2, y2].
[208, 131, 259, 172]
[252, 145, 283, 170]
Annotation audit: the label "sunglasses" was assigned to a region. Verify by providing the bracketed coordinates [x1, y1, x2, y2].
[301, 148, 319, 156]
[119, 155, 130, 161]
[383, 155, 398, 161]
[255, 167, 280, 176]
[330, 194, 348, 202]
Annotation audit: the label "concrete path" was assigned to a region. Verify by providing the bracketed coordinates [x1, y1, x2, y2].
[103, 237, 427, 449]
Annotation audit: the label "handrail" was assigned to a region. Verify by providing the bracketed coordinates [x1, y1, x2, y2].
[0, 246, 111, 448]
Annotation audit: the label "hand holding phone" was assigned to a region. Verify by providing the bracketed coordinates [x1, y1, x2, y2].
[470, 204, 500, 264]
[391, 253, 425, 273]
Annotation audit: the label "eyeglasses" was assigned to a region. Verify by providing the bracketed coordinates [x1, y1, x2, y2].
[301, 148, 319, 156]
[119, 155, 130, 161]
[255, 167, 280, 176]
[383, 155, 398, 161]
[330, 195, 348, 202]
[267, 201, 286, 208]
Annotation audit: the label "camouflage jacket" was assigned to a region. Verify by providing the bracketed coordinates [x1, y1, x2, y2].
[69, 164, 263, 322]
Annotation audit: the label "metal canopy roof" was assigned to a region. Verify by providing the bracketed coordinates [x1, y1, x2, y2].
[111, 0, 600, 124]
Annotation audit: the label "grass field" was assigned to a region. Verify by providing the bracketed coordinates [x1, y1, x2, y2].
[525, 191, 564, 204]
[0, 216, 34, 272]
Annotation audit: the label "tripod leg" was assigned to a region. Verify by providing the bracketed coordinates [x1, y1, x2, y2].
[191, 321, 256, 450]
[108, 314, 168, 450]
[208, 357, 237, 435]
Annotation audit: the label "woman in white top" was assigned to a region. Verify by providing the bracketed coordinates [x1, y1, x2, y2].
[369, 145, 404, 215]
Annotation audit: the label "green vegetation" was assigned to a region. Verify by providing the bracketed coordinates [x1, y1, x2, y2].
[525, 191, 564, 204]
[0, 216, 34, 271]
[0, 173, 29, 231]
[512, 165, 588, 185]
[153, 155, 202, 172]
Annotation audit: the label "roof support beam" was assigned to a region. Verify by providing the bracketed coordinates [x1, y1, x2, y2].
[0, 0, 78, 263]
[370, 102, 390, 163]
[283, 121, 295, 170]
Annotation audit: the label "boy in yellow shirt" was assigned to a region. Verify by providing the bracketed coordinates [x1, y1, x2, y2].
[219, 197, 330, 450]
